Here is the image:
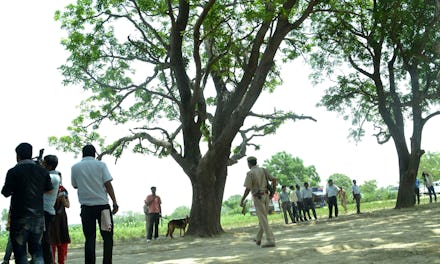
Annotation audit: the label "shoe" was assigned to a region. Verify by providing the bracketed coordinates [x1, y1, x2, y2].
[261, 243, 276, 248]
[147, 239, 151, 243]
[253, 239, 261, 246]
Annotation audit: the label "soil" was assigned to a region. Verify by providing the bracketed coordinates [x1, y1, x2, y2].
[66, 203, 440, 263]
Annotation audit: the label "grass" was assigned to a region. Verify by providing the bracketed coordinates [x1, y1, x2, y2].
[0, 197, 424, 252]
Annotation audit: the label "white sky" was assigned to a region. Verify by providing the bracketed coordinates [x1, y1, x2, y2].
[1, 1, 439, 225]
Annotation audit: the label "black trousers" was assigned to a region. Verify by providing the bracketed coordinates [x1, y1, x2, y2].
[147, 213, 160, 240]
[327, 196, 338, 218]
[81, 205, 113, 264]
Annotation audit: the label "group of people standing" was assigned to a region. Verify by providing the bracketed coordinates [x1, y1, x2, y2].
[240, 156, 363, 248]
[278, 178, 362, 224]
[2, 143, 118, 264]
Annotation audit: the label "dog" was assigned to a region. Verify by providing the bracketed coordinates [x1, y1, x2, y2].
[165, 216, 189, 238]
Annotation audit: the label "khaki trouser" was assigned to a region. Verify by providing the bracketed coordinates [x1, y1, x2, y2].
[253, 194, 275, 243]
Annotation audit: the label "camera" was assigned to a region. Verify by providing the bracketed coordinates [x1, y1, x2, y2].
[32, 148, 45, 166]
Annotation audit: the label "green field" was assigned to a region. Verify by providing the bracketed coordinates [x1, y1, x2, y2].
[0, 198, 423, 252]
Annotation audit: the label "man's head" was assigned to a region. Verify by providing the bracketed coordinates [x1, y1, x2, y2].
[328, 179, 333, 186]
[281, 185, 287, 192]
[247, 156, 257, 168]
[295, 184, 300, 190]
[82, 144, 96, 158]
[43, 155, 58, 170]
[16, 142, 33, 161]
[353, 179, 357, 184]
[289, 185, 294, 190]
[304, 182, 309, 188]
[151, 186, 157, 194]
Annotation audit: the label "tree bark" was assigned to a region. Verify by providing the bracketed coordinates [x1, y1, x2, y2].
[185, 152, 228, 236]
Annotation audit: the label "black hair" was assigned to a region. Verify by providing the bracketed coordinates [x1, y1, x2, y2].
[82, 144, 96, 157]
[247, 159, 257, 166]
[16, 143, 32, 160]
[44, 155, 58, 170]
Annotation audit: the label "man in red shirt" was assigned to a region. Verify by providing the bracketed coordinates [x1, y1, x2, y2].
[145, 186, 162, 242]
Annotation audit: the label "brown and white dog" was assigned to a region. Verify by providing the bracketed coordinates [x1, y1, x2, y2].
[165, 216, 189, 238]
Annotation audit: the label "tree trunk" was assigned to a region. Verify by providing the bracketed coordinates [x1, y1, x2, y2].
[185, 153, 228, 236]
[395, 151, 421, 208]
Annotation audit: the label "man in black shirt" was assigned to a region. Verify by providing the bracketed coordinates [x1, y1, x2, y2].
[2, 143, 53, 264]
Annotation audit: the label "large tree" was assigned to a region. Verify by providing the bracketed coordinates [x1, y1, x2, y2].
[51, 0, 321, 236]
[263, 151, 320, 187]
[309, 0, 440, 208]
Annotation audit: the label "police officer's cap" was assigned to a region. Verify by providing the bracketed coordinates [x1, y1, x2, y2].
[247, 156, 257, 162]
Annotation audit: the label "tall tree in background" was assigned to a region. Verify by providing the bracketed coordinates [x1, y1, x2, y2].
[51, 0, 321, 236]
[263, 151, 320, 187]
[310, 0, 440, 208]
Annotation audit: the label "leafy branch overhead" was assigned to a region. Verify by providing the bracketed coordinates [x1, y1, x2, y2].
[51, 0, 320, 165]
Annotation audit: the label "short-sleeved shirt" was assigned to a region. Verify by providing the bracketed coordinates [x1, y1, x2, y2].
[289, 191, 298, 203]
[44, 171, 61, 215]
[326, 184, 339, 197]
[352, 184, 360, 194]
[295, 189, 303, 202]
[302, 188, 313, 199]
[424, 175, 434, 187]
[2, 160, 53, 221]
[279, 191, 290, 203]
[243, 165, 274, 195]
[145, 195, 161, 213]
[71, 157, 113, 206]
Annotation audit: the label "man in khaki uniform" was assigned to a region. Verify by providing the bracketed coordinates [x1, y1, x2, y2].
[240, 156, 277, 248]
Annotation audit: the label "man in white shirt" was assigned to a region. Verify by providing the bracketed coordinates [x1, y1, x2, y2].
[42, 155, 61, 264]
[352, 179, 361, 214]
[71, 144, 119, 264]
[302, 182, 317, 220]
[326, 179, 340, 219]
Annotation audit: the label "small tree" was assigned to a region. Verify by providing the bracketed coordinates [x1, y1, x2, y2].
[263, 151, 320, 187]
[327, 173, 351, 192]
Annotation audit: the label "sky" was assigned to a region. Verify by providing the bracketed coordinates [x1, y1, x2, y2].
[1, 1, 439, 225]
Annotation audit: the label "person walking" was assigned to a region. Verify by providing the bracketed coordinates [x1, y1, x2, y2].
[42, 155, 61, 264]
[422, 172, 437, 203]
[302, 182, 317, 220]
[2, 142, 53, 264]
[71, 144, 119, 264]
[352, 179, 361, 214]
[145, 186, 162, 242]
[325, 179, 339, 219]
[279, 186, 295, 224]
[50, 173, 71, 264]
[295, 184, 306, 222]
[240, 156, 277, 248]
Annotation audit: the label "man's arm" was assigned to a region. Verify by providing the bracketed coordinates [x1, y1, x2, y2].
[104, 181, 118, 214]
[240, 188, 251, 207]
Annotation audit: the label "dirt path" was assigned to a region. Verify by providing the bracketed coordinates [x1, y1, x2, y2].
[66, 204, 440, 263]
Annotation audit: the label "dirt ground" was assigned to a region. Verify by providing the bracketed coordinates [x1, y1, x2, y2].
[66, 203, 440, 263]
